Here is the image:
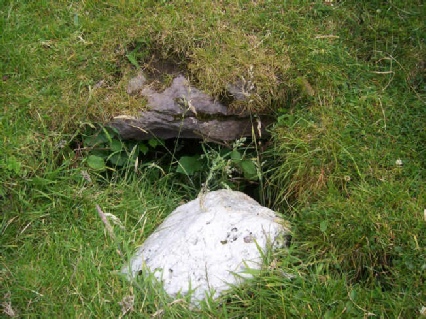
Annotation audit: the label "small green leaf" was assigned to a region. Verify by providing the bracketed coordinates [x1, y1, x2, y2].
[320, 220, 328, 233]
[110, 139, 123, 152]
[126, 52, 140, 69]
[5, 156, 22, 174]
[139, 143, 149, 155]
[87, 155, 106, 170]
[316, 263, 324, 274]
[102, 127, 114, 145]
[108, 152, 129, 167]
[230, 150, 242, 161]
[176, 156, 203, 175]
[90, 149, 109, 158]
[349, 289, 357, 300]
[241, 160, 257, 179]
[83, 132, 108, 147]
[148, 138, 159, 148]
[73, 14, 79, 26]
[324, 310, 333, 319]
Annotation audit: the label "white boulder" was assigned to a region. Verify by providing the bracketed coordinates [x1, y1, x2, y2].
[122, 189, 290, 303]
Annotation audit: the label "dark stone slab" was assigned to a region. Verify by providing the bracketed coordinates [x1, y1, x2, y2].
[111, 74, 272, 141]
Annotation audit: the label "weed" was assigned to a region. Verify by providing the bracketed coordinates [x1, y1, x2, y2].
[79, 124, 160, 172]
[178, 138, 258, 187]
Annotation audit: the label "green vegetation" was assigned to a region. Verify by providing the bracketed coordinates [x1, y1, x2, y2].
[1, 0, 425, 317]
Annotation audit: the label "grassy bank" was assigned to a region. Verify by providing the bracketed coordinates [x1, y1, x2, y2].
[1, 0, 425, 317]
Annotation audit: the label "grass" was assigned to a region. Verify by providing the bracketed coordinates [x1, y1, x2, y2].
[1, 0, 425, 317]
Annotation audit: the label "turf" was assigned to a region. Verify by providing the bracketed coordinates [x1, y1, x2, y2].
[1, 0, 425, 317]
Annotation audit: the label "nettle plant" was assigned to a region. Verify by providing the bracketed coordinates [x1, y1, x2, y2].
[80, 125, 263, 198]
[175, 138, 263, 193]
[81, 125, 160, 172]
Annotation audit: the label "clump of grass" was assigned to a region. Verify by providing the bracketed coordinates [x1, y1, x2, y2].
[262, 0, 425, 316]
[135, 1, 292, 112]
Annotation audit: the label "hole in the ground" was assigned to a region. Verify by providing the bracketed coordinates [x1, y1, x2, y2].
[74, 123, 271, 204]
[143, 53, 187, 83]
[124, 41, 190, 92]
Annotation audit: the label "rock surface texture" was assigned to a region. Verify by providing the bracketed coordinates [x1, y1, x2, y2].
[111, 74, 272, 141]
[122, 189, 290, 304]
